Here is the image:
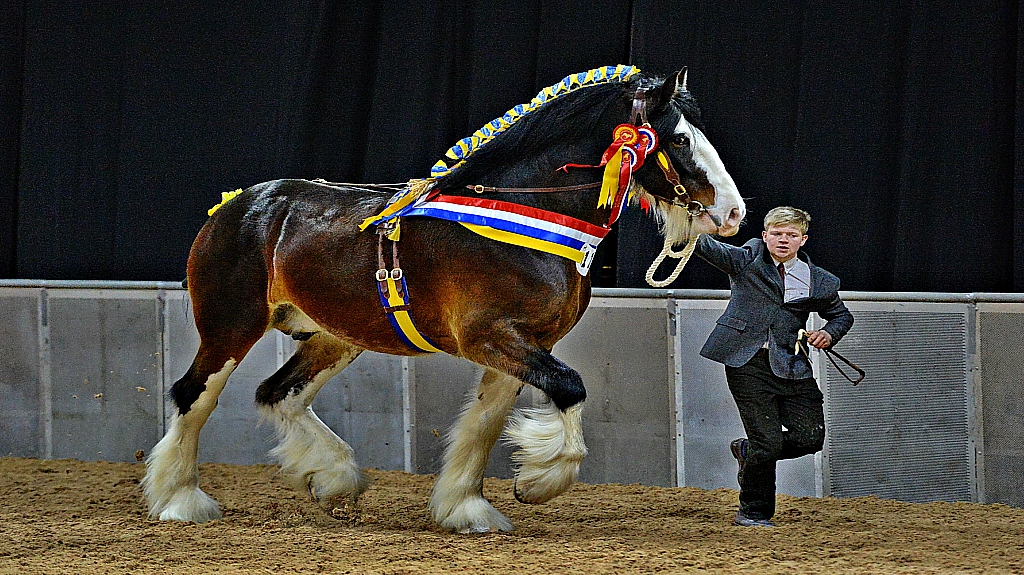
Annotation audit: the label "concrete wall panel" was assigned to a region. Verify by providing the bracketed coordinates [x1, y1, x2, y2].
[47, 290, 162, 462]
[555, 298, 675, 487]
[0, 289, 42, 457]
[823, 303, 972, 503]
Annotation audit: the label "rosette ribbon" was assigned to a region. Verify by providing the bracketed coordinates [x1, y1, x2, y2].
[560, 124, 658, 225]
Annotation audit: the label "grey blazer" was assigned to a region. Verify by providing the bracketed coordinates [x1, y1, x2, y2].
[693, 235, 854, 380]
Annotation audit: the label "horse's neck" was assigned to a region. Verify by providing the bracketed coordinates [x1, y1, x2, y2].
[439, 142, 611, 226]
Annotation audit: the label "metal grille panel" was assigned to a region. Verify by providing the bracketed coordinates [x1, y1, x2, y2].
[977, 306, 1024, 506]
[824, 306, 971, 502]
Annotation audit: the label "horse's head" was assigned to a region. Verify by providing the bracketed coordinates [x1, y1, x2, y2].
[632, 69, 745, 245]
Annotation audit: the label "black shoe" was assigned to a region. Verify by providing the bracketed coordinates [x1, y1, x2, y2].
[734, 513, 774, 527]
[730, 438, 747, 471]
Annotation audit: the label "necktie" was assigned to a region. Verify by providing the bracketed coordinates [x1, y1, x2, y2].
[778, 262, 786, 295]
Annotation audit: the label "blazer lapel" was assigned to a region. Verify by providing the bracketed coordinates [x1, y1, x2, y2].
[759, 243, 785, 294]
[805, 256, 826, 298]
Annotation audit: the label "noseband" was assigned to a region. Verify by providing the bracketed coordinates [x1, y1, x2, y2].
[629, 86, 710, 218]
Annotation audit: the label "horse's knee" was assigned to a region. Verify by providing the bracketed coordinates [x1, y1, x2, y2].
[168, 364, 207, 415]
[520, 355, 586, 411]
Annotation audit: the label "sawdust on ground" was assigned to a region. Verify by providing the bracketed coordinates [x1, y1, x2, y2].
[0, 457, 1021, 574]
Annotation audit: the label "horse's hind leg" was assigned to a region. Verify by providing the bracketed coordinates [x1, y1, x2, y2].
[429, 368, 523, 533]
[142, 333, 263, 522]
[256, 332, 369, 511]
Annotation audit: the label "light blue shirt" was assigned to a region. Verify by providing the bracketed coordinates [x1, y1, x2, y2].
[774, 257, 811, 302]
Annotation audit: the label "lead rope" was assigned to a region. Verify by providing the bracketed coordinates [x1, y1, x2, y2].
[644, 234, 699, 287]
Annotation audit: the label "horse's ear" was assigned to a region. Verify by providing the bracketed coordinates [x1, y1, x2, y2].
[659, 67, 688, 104]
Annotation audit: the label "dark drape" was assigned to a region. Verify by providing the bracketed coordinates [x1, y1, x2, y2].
[625, 0, 1021, 292]
[1, 1, 1021, 292]
[0, 0, 23, 279]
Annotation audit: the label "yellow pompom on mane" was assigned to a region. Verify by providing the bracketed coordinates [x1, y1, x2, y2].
[207, 189, 243, 216]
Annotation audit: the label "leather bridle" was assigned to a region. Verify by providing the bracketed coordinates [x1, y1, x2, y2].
[468, 84, 714, 220]
[630, 86, 711, 218]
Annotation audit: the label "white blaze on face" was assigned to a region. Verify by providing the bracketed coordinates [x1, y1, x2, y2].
[674, 115, 745, 234]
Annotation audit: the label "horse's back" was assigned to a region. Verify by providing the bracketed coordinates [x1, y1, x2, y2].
[185, 179, 392, 332]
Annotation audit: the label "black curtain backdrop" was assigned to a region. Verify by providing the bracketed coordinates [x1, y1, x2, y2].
[1, 1, 1021, 292]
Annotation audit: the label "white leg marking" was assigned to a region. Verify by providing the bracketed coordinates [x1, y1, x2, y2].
[505, 401, 587, 504]
[262, 349, 369, 508]
[142, 359, 236, 523]
[430, 369, 521, 533]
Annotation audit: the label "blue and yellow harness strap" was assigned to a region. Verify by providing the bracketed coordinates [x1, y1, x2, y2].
[374, 228, 442, 353]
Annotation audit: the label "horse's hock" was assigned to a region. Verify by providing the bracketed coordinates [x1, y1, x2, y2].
[2, 283, 1023, 508]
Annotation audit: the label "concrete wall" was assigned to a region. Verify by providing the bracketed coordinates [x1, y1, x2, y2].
[1, 283, 1021, 507]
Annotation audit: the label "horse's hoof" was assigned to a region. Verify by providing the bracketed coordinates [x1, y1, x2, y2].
[512, 469, 576, 505]
[154, 487, 222, 523]
[513, 479, 528, 504]
[455, 519, 514, 534]
[431, 496, 514, 533]
[513, 478, 550, 505]
[459, 524, 506, 534]
[304, 468, 372, 506]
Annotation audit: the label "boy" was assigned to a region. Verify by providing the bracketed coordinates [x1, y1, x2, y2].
[694, 206, 854, 527]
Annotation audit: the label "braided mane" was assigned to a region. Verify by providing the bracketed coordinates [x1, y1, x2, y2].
[430, 65, 641, 180]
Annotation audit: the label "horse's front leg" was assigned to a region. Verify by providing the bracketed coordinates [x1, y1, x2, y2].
[460, 337, 588, 508]
[500, 349, 588, 505]
[430, 367, 522, 533]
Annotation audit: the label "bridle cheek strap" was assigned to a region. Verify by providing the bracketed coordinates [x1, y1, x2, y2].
[654, 150, 707, 217]
[635, 85, 709, 218]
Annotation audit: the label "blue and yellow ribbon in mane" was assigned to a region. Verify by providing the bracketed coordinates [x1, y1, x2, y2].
[359, 65, 643, 235]
[429, 64, 641, 178]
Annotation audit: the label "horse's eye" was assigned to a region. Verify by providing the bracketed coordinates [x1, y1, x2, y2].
[671, 134, 689, 148]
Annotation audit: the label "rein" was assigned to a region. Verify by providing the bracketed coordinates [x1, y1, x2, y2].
[796, 329, 866, 385]
[466, 182, 601, 194]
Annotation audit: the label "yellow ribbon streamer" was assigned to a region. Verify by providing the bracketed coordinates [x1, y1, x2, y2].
[598, 148, 625, 209]
[383, 276, 442, 353]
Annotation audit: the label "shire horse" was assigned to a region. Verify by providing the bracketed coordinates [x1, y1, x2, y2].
[142, 65, 745, 533]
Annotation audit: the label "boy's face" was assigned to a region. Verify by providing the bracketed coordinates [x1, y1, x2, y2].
[762, 224, 808, 263]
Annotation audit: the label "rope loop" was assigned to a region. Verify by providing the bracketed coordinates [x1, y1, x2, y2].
[644, 235, 699, 287]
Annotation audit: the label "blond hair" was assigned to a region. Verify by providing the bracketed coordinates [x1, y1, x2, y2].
[764, 206, 811, 234]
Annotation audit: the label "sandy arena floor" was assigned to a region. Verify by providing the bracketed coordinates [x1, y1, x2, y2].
[0, 457, 1021, 574]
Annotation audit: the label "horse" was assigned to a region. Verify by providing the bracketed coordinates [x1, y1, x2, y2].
[141, 65, 746, 533]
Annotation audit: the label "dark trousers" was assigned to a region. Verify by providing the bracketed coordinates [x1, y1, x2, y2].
[725, 349, 825, 520]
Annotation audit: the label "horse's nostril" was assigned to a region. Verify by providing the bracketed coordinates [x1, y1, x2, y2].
[727, 207, 743, 227]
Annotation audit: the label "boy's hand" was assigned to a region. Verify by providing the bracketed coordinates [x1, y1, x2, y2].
[805, 329, 832, 349]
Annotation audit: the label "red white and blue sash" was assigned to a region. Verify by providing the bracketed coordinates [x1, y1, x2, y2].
[401, 194, 611, 275]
